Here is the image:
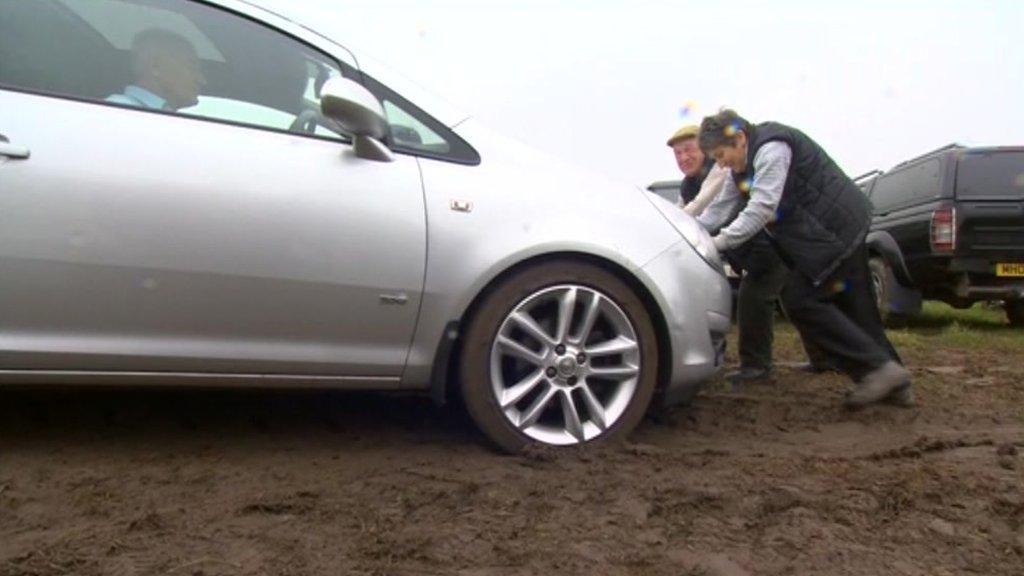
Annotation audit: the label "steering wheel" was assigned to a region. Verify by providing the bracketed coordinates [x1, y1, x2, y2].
[289, 108, 321, 134]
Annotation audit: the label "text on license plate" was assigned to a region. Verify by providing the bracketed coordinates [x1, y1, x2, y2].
[996, 263, 1024, 277]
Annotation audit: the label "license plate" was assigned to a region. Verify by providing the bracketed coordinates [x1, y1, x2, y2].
[997, 263, 1024, 277]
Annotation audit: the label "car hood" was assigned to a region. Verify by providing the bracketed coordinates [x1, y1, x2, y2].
[420, 118, 683, 270]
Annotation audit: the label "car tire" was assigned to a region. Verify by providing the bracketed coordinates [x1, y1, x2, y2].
[868, 256, 892, 323]
[459, 260, 659, 454]
[1007, 300, 1024, 327]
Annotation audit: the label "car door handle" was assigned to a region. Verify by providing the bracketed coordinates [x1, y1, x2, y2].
[0, 134, 30, 160]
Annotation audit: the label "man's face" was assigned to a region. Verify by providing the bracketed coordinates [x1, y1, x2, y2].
[672, 138, 705, 177]
[155, 47, 204, 110]
[710, 132, 748, 173]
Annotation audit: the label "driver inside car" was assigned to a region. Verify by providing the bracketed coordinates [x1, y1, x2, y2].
[107, 28, 205, 112]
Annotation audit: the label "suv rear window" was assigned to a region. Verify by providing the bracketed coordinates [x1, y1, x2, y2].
[870, 158, 944, 213]
[956, 150, 1024, 200]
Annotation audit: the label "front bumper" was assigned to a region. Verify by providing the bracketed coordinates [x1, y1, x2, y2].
[639, 240, 732, 407]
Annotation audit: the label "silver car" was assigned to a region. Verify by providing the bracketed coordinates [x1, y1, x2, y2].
[0, 0, 730, 452]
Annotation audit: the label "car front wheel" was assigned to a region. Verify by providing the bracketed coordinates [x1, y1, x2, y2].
[459, 261, 659, 453]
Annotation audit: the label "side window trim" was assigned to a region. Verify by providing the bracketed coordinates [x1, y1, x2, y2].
[193, 0, 359, 70]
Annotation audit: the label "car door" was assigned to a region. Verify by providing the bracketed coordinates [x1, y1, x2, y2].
[0, 0, 426, 379]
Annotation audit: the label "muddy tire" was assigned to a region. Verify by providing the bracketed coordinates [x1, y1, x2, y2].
[868, 257, 892, 323]
[459, 260, 658, 454]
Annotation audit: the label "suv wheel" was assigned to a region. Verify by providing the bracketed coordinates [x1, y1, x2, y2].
[1007, 300, 1024, 327]
[459, 260, 659, 453]
[868, 257, 892, 323]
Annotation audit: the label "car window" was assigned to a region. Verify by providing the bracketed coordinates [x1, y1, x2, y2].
[383, 100, 450, 154]
[359, 73, 480, 164]
[0, 0, 350, 139]
[870, 158, 943, 213]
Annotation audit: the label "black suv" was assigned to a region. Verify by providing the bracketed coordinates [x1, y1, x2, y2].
[860, 144, 1024, 326]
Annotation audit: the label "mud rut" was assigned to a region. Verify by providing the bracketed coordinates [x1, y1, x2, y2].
[1, 338, 1022, 576]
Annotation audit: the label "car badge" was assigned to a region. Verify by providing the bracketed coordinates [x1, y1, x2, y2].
[450, 199, 473, 213]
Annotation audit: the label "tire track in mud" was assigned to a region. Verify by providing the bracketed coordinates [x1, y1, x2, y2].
[1, 336, 1023, 575]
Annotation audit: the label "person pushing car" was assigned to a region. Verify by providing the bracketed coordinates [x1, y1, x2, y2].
[696, 109, 913, 408]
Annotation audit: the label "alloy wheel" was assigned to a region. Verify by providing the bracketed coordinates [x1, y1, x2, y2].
[488, 285, 641, 446]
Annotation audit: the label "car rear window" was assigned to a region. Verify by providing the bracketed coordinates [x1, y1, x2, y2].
[956, 150, 1024, 200]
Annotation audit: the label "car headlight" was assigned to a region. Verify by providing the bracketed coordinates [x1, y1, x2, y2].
[643, 191, 724, 273]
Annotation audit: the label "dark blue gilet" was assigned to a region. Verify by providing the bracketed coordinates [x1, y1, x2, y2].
[732, 122, 872, 285]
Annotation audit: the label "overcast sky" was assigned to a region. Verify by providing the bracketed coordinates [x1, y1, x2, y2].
[257, 0, 1023, 187]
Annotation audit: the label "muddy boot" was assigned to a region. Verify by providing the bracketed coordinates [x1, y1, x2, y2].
[843, 361, 910, 408]
[885, 384, 917, 408]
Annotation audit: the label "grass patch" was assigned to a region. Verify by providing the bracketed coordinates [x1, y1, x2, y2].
[903, 301, 1009, 329]
[886, 302, 1023, 352]
[767, 301, 1023, 355]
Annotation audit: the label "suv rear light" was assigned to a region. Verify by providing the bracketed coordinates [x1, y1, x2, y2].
[930, 207, 957, 253]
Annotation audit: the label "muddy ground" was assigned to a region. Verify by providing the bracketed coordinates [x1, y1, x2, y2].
[1, 325, 1022, 576]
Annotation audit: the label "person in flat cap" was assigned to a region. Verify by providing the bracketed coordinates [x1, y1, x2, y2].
[666, 124, 729, 216]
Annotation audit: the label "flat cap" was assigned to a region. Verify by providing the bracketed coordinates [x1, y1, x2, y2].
[666, 124, 700, 147]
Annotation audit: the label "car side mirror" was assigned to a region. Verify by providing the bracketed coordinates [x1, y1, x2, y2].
[320, 77, 394, 163]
